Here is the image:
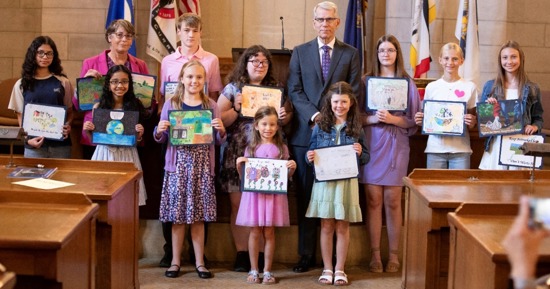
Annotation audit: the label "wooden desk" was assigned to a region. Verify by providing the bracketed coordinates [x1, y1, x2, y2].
[402, 169, 550, 289]
[0, 156, 142, 289]
[0, 191, 98, 289]
[447, 203, 550, 289]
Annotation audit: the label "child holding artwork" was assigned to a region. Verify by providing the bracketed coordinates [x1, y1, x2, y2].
[82, 65, 147, 205]
[414, 42, 478, 169]
[305, 81, 369, 286]
[8, 36, 73, 158]
[235, 106, 296, 284]
[154, 60, 226, 279]
[478, 40, 543, 170]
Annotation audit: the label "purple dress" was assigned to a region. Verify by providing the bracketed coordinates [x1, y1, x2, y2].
[235, 143, 290, 227]
[359, 80, 421, 186]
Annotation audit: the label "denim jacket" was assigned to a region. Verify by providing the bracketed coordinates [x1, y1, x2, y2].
[480, 79, 544, 151]
[307, 123, 370, 166]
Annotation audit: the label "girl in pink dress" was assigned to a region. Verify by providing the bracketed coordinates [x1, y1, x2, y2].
[236, 106, 296, 284]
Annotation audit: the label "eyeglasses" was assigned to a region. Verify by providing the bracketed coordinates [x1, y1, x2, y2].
[314, 17, 338, 24]
[378, 48, 397, 54]
[248, 59, 269, 67]
[109, 80, 130, 86]
[112, 32, 134, 40]
[37, 51, 54, 58]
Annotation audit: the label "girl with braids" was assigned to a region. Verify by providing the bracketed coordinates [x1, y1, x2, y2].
[235, 106, 296, 284]
[217, 44, 293, 272]
[305, 81, 369, 286]
[154, 60, 225, 279]
[82, 65, 147, 205]
[8, 36, 73, 158]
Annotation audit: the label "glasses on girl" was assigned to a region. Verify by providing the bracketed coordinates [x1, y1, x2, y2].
[37, 51, 54, 58]
[248, 60, 269, 67]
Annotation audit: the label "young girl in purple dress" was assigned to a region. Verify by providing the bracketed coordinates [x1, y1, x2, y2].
[235, 106, 296, 284]
[154, 60, 226, 279]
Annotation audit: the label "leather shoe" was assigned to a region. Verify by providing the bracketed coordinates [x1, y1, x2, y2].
[165, 264, 180, 278]
[233, 251, 250, 272]
[159, 253, 172, 268]
[293, 255, 315, 273]
[196, 265, 212, 279]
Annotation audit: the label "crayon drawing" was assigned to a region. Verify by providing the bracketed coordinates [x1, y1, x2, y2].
[132, 73, 156, 109]
[92, 109, 139, 146]
[422, 100, 466, 136]
[169, 110, 213, 145]
[366, 77, 409, 111]
[76, 77, 104, 111]
[241, 158, 289, 194]
[241, 85, 283, 118]
[22, 103, 66, 140]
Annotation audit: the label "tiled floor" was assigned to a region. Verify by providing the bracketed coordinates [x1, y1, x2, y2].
[138, 258, 401, 289]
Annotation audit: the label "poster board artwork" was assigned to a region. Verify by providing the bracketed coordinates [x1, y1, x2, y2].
[168, 109, 214, 146]
[313, 144, 359, 182]
[366, 77, 409, 111]
[76, 77, 104, 111]
[240, 85, 283, 118]
[92, 109, 139, 146]
[132, 73, 156, 109]
[421, 100, 466, 136]
[22, 103, 66, 140]
[477, 99, 523, 137]
[499, 134, 544, 168]
[240, 158, 289, 194]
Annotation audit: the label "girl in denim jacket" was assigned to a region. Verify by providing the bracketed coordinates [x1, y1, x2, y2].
[479, 41, 543, 170]
[305, 81, 369, 285]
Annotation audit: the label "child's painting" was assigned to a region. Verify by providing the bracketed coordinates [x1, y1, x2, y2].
[132, 73, 156, 109]
[366, 77, 409, 111]
[22, 103, 66, 140]
[313, 144, 359, 182]
[164, 82, 178, 101]
[76, 77, 104, 111]
[422, 100, 466, 136]
[477, 99, 523, 137]
[240, 158, 289, 194]
[169, 109, 213, 146]
[499, 134, 544, 168]
[92, 109, 139, 146]
[241, 85, 283, 118]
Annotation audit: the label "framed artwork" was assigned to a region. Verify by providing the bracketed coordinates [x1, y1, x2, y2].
[168, 109, 213, 146]
[22, 103, 66, 140]
[240, 85, 283, 118]
[91, 109, 139, 146]
[477, 99, 523, 137]
[422, 100, 466, 136]
[313, 144, 359, 182]
[499, 134, 544, 168]
[240, 158, 289, 194]
[76, 76, 104, 111]
[365, 77, 409, 111]
[164, 82, 178, 101]
[132, 73, 156, 109]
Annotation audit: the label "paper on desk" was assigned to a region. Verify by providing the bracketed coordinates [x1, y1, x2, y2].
[12, 178, 75, 190]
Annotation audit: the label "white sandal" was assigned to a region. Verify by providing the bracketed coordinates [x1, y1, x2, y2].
[247, 270, 261, 284]
[318, 269, 333, 285]
[262, 271, 276, 285]
[334, 270, 348, 286]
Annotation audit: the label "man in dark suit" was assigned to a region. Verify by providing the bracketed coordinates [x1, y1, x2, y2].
[287, 1, 361, 273]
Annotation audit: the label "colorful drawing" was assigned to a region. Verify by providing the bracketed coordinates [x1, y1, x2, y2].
[499, 134, 544, 168]
[241, 85, 283, 118]
[76, 77, 104, 111]
[366, 77, 409, 111]
[22, 103, 66, 140]
[422, 100, 466, 136]
[169, 109, 213, 145]
[241, 158, 289, 194]
[92, 109, 138, 146]
[132, 73, 156, 109]
[477, 99, 523, 137]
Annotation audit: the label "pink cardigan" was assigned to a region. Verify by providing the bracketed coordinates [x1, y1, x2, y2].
[74, 50, 150, 146]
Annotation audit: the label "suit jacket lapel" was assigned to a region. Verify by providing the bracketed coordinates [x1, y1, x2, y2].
[307, 40, 324, 84]
[325, 40, 344, 88]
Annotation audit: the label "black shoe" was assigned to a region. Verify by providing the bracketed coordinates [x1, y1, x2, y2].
[234, 251, 250, 272]
[159, 253, 172, 268]
[258, 252, 265, 273]
[165, 264, 180, 278]
[195, 265, 213, 279]
[293, 255, 315, 273]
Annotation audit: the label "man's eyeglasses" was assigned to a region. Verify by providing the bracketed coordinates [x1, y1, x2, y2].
[109, 80, 131, 86]
[314, 17, 338, 24]
[112, 33, 134, 40]
[378, 48, 397, 54]
[248, 60, 270, 67]
[37, 51, 54, 58]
